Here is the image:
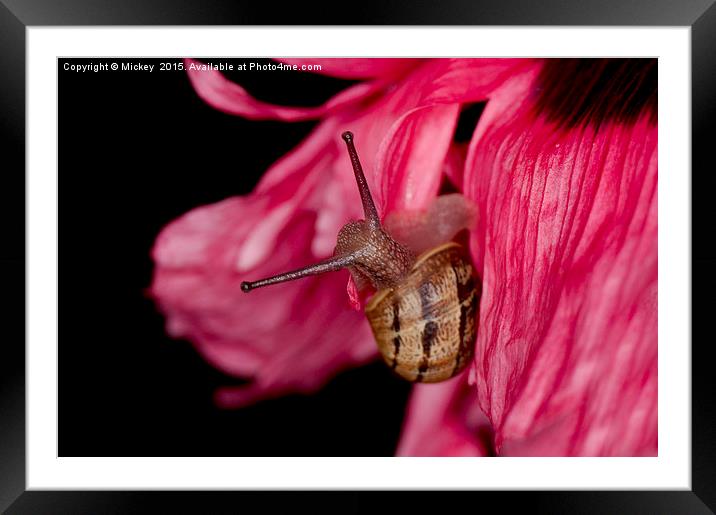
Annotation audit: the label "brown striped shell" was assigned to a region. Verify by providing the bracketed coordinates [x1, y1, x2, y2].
[365, 242, 480, 383]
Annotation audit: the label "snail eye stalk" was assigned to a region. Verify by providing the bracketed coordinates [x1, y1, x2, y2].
[241, 131, 376, 294]
[240, 252, 358, 293]
[341, 131, 381, 229]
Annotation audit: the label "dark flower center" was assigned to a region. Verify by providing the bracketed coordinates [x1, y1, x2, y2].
[532, 58, 657, 130]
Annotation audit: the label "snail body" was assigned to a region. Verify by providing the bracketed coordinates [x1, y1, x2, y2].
[241, 131, 481, 383]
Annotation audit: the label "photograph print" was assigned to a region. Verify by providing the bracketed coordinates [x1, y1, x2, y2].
[59, 57, 657, 458]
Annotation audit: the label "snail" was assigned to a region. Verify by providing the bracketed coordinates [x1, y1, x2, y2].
[241, 131, 481, 383]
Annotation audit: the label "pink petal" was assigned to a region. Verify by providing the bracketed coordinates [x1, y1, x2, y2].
[463, 62, 658, 456]
[383, 193, 477, 256]
[345, 276, 363, 311]
[184, 58, 383, 121]
[151, 197, 379, 406]
[418, 58, 535, 106]
[235, 119, 349, 270]
[374, 59, 533, 214]
[442, 142, 468, 191]
[376, 104, 460, 213]
[396, 378, 492, 457]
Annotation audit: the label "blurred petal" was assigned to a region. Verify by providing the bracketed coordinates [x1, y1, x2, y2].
[185, 58, 383, 121]
[151, 197, 379, 407]
[463, 60, 658, 456]
[345, 276, 364, 311]
[384, 193, 477, 255]
[419, 58, 534, 105]
[442, 143, 468, 191]
[234, 120, 347, 270]
[397, 377, 491, 457]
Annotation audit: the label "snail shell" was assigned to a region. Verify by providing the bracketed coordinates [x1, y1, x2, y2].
[365, 242, 479, 383]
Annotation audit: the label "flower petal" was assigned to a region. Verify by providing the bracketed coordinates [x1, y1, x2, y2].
[376, 104, 460, 213]
[418, 58, 535, 106]
[151, 198, 379, 407]
[184, 58, 382, 121]
[463, 61, 658, 456]
[374, 59, 533, 215]
[442, 143, 468, 191]
[234, 120, 347, 270]
[383, 193, 477, 256]
[396, 378, 492, 457]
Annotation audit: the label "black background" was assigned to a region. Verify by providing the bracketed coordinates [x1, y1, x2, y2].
[58, 58, 413, 457]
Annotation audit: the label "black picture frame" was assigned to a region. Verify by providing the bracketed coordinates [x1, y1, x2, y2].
[2, 1, 714, 513]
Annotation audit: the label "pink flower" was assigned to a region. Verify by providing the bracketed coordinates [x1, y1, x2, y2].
[150, 58, 657, 456]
